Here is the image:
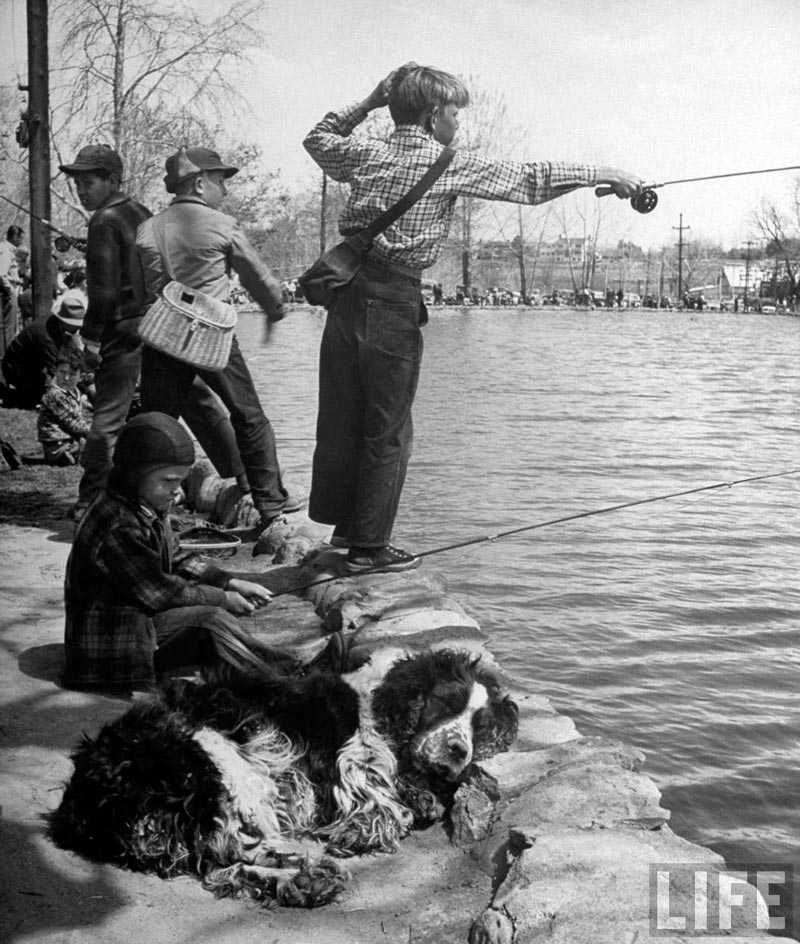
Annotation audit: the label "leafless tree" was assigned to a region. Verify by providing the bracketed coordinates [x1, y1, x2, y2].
[452, 76, 523, 291]
[49, 0, 264, 212]
[751, 181, 800, 306]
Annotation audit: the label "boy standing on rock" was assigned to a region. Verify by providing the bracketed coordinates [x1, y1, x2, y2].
[59, 144, 251, 524]
[133, 146, 301, 533]
[303, 62, 642, 573]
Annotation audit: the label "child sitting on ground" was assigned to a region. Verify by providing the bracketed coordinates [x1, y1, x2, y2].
[63, 411, 281, 690]
[37, 345, 91, 466]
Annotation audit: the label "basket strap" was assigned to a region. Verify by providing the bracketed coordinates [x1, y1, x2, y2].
[152, 215, 177, 284]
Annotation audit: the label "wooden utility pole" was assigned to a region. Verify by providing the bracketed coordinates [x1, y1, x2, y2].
[743, 240, 754, 312]
[673, 214, 690, 304]
[26, 0, 54, 321]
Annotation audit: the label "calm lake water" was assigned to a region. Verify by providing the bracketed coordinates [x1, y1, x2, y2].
[238, 305, 800, 916]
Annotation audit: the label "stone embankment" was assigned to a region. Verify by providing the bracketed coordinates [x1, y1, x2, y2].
[187, 463, 797, 944]
[0, 462, 795, 944]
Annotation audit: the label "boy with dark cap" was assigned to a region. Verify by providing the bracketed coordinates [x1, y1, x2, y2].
[63, 411, 277, 690]
[59, 144, 252, 522]
[133, 146, 300, 533]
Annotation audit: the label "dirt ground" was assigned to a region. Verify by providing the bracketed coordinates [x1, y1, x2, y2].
[0, 406, 492, 944]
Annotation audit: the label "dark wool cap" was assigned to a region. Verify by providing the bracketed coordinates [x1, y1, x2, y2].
[113, 412, 195, 472]
[59, 144, 123, 178]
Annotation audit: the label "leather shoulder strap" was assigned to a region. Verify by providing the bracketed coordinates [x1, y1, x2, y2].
[359, 146, 456, 242]
[151, 215, 176, 282]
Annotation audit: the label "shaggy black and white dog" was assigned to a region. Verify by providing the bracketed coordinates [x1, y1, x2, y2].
[50, 648, 518, 908]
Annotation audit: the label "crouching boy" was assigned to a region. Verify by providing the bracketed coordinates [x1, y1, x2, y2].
[37, 345, 91, 466]
[63, 411, 277, 690]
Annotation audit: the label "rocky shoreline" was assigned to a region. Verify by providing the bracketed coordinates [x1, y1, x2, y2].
[0, 460, 795, 943]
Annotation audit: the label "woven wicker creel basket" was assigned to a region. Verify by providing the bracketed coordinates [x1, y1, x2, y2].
[139, 281, 237, 371]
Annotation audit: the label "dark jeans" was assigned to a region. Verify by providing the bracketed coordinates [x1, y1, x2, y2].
[78, 336, 141, 506]
[182, 380, 245, 481]
[141, 337, 288, 515]
[309, 256, 423, 547]
[78, 337, 245, 508]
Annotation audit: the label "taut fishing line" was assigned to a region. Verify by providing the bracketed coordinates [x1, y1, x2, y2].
[271, 467, 800, 598]
[595, 163, 800, 214]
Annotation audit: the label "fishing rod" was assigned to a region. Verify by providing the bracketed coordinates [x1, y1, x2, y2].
[0, 193, 87, 252]
[595, 163, 800, 214]
[271, 467, 800, 598]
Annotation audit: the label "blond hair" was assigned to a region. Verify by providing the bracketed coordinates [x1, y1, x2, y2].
[388, 65, 469, 126]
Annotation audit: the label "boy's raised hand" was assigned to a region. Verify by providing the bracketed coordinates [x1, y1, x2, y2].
[363, 62, 419, 111]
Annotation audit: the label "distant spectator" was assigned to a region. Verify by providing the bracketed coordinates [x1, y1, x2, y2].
[38, 344, 91, 466]
[0, 224, 24, 357]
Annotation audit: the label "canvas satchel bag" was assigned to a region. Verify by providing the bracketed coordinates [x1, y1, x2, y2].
[298, 146, 455, 308]
[138, 216, 237, 372]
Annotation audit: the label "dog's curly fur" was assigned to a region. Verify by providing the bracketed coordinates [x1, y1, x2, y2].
[50, 648, 518, 908]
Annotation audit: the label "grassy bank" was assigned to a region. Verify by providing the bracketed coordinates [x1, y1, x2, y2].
[0, 407, 80, 523]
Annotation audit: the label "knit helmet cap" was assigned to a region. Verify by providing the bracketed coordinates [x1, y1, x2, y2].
[113, 412, 195, 473]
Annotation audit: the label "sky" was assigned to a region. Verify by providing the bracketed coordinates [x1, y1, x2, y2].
[2, 0, 800, 251]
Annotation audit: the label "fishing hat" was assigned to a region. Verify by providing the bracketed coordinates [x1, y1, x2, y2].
[163, 146, 239, 194]
[113, 412, 195, 472]
[54, 290, 86, 328]
[59, 144, 123, 178]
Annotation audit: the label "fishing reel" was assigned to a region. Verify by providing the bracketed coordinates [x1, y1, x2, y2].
[630, 188, 658, 213]
[595, 185, 659, 213]
[53, 234, 87, 254]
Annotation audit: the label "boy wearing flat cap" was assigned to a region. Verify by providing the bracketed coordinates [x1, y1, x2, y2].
[133, 146, 300, 532]
[64, 411, 278, 690]
[59, 144, 152, 520]
[60, 144, 255, 522]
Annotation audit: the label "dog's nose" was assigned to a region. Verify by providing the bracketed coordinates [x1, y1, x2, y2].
[447, 738, 470, 763]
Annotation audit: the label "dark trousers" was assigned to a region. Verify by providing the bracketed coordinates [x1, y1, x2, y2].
[78, 336, 245, 508]
[78, 336, 141, 506]
[309, 256, 423, 548]
[152, 604, 290, 675]
[141, 337, 288, 515]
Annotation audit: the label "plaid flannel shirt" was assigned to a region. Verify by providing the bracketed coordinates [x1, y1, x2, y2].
[64, 487, 231, 686]
[303, 102, 598, 270]
[37, 383, 91, 443]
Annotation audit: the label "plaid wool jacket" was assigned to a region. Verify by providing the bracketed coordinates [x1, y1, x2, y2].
[64, 486, 231, 687]
[303, 101, 599, 270]
[37, 383, 90, 444]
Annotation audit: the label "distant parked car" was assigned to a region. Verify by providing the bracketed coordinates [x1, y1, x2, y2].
[622, 292, 642, 308]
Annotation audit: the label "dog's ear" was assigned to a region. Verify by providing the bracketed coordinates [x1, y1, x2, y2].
[473, 662, 512, 701]
[472, 694, 519, 760]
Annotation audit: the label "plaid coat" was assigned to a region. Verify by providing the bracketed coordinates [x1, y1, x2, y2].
[37, 383, 91, 443]
[64, 487, 231, 687]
